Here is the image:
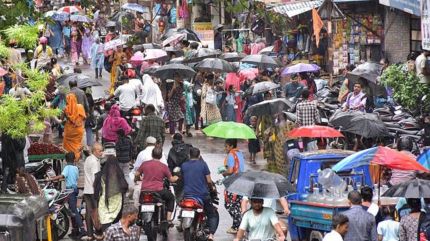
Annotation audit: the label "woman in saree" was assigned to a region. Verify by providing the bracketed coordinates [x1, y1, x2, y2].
[63, 94, 86, 161]
[109, 46, 126, 94]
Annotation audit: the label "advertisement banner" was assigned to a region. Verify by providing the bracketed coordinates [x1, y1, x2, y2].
[422, 0, 430, 50]
[193, 22, 214, 49]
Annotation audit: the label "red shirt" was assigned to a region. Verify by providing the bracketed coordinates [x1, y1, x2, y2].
[138, 160, 171, 191]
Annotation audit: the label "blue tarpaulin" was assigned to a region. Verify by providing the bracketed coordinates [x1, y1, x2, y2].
[379, 0, 420, 16]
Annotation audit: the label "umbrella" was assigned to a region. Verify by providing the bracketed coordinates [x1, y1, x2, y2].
[252, 81, 280, 95]
[348, 62, 382, 84]
[184, 48, 222, 63]
[289, 125, 344, 138]
[383, 178, 430, 198]
[144, 49, 168, 61]
[104, 38, 127, 51]
[223, 171, 295, 198]
[245, 98, 293, 117]
[45, 11, 69, 21]
[58, 6, 83, 14]
[168, 57, 185, 64]
[162, 33, 186, 47]
[239, 68, 258, 81]
[56, 74, 102, 88]
[142, 66, 160, 75]
[161, 28, 200, 42]
[241, 54, 279, 68]
[130, 51, 144, 65]
[281, 63, 321, 76]
[221, 52, 246, 62]
[106, 21, 116, 27]
[70, 14, 92, 23]
[121, 3, 149, 13]
[258, 46, 274, 55]
[0, 67, 7, 77]
[153, 63, 196, 80]
[142, 43, 162, 49]
[418, 149, 430, 170]
[195, 58, 235, 73]
[331, 146, 428, 173]
[202, 121, 256, 139]
[164, 47, 184, 57]
[329, 110, 387, 138]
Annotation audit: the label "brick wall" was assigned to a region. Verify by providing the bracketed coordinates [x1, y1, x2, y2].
[384, 8, 411, 63]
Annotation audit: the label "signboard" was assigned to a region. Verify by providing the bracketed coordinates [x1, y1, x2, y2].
[422, 0, 430, 50]
[379, 0, 420, 16]
[193, 22, 214, 49]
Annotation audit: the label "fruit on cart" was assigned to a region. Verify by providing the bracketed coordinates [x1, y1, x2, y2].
[28, 143, 65, 155]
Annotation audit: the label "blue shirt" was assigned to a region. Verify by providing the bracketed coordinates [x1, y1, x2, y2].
[227, 151, 245, 173]
[62, 164, 79, 189]
[62, 26, 71, 38]
[182, 159, 210, 200]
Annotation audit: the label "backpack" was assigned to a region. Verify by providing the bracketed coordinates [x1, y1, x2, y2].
[115, 136, 133, 163]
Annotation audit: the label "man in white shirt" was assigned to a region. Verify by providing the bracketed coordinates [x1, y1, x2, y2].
[132, 136, 166, 206]
[83, 143, 103, 239]
[322, 214, 349, 241]
[416, 49, 430, 84]
[113, 76, 139, 113]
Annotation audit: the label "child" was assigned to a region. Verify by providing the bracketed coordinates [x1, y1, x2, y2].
[248, 116, 260, 164]
[48, 152, 85, 238]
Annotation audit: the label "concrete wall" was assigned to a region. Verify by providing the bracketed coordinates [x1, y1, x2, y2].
[384, 8, 411, 63]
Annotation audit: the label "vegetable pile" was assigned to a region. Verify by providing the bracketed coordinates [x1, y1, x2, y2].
[28, 143, 65, 155]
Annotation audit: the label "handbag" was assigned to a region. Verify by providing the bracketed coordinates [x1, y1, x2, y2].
[205, 89, 217, 105]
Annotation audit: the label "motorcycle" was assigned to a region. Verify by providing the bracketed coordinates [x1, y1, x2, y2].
[179, 198, 210, 241]
[42, 182, 74, 240]
[137, 191, 169, 241]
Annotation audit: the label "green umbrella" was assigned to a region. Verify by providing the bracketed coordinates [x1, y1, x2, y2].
[202, 121, 256, 139]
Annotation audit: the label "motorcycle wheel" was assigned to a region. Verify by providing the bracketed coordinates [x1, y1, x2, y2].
[183, 227, 193, 241]
[143, 222, 158, 241]
[54, 208, 70, 240]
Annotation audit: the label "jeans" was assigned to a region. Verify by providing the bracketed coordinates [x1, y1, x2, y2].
[203, 197, 219, 235]
[85, 127, 93, 147]
[68, 188, 84, 230]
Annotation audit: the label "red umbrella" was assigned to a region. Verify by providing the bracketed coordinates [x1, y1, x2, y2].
[289, 125, 344, 138]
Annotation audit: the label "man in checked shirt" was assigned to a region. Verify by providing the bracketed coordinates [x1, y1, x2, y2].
[295, 89, 320, 150]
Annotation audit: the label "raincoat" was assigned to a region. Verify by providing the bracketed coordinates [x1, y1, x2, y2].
[184, 81, 195, 125]
[141, 74, 164, 113]
[90, 42, 105, 69]
[63, 94, 86, 160]
[101, 104, 132, 142]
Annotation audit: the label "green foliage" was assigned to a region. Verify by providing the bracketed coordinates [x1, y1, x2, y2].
[0, 0, 37, 30]
[0, 64, 60, 138]
[0, 41, 10, 59]
[380, 64, 430, 110]
[3, 24, 39, 50]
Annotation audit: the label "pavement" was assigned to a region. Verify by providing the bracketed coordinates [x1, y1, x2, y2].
[58, 60, 274, 241]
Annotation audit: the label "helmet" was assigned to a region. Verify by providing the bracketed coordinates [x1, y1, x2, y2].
[39, 37, 48, 44]
[397, 136, 413, 152]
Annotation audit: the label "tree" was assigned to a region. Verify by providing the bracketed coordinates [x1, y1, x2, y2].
[0, 64, 60, 138]
[0, 0, 37, 31]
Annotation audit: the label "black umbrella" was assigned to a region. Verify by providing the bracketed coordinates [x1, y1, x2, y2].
[223, 171, 295, 198]
[160, 28, 200, 42]
[329, 110, 363, 129]
[245, 98, 294, 117]
[383, 178, 430, 198]
[164, 46, 184, 57]
[57, 73, 102, 88]
[330, 111, 388, 138]
[184, 48, 222, 63]
[241, 54, 279, 69]
[347, 62, 382, 84]
[221, 52, 246, 62]
[153, 63, 196, 80]
[252, 81, 280, 95]
[195, 58, 235, 73]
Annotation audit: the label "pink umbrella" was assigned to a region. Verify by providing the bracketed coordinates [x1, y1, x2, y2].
[239, 68, 259, 82]
[144, 49, 168, 61]
[130, 51, 144, 66]
[0, 67, 7, 77]
[162, 33, 186, 47]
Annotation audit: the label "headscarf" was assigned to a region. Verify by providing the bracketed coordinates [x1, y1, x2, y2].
[94, 156, 128, 207]
[141, 74, 164, 112]
[103, 104, 122, 128]
[102, 104, 132, 141]
[64, 94, 86, 126]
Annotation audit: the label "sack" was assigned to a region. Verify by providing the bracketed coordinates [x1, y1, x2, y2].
[205, 89, 217, 105]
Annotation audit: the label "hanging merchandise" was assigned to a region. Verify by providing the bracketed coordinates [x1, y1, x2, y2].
[179, 0, 189, 19]
[251, 19, 265, 35]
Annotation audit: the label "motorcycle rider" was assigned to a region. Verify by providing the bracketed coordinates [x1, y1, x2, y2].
[112, 75, 139, 117]
[234, 198, 286, 241]
[181, 147, 219, 241]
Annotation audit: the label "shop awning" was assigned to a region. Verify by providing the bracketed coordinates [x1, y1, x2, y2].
[268, 0, 371, 18]
[378, 0, 420, 16]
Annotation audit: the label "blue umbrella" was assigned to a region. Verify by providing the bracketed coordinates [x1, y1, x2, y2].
[332, 147, 379, 172]
[121, 3, 149, 13]
[418, 149, 430, 170]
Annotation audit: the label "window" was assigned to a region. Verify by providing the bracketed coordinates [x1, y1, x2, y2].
[411, 17, 421, 52]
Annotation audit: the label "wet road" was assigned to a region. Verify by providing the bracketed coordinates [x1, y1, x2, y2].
[59, 62, 271, 241]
